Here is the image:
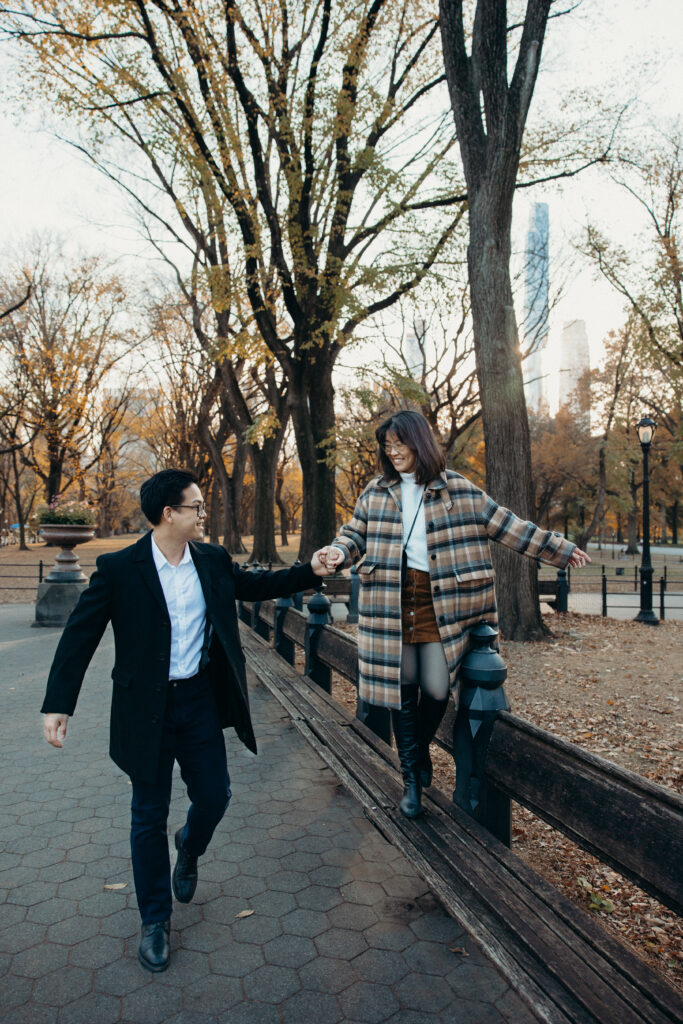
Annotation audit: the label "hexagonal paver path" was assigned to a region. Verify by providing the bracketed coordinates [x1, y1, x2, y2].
[0, 604, 538, 1023]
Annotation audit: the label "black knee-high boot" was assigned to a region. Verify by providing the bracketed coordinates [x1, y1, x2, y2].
[391, 685, 422, 817]
[417, 693, 449, 788]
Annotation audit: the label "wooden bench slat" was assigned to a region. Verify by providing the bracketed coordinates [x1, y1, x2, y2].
[240, 626, 682, 1024]
[484, 714, 683, 916]
[317, 700, 676, 1024]
[424, 785, 682, 1024]
[242, 630, 579, 1024]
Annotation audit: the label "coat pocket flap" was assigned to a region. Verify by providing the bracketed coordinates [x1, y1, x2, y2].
[358, 562, 377, 576]
[111, 667, 132, 687]
[455, 567, 495, 583]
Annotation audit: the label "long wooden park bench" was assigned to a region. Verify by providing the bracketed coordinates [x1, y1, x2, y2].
[236, 584, 682, 1024]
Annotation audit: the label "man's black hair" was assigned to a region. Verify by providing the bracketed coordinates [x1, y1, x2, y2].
[140, 469, 198, 526]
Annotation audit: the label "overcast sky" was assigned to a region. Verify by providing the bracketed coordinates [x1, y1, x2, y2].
[1, 0, 681, 400]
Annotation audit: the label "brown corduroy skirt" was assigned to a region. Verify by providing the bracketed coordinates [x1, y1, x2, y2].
[401, 568, 440, 643]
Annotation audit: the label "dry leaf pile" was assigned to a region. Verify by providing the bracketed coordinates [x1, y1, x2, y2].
[333, 613, 682, 991]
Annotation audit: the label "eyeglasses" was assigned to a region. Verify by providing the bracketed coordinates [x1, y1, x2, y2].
[170, 502, 207, 516]
[382, 443, 411, 455]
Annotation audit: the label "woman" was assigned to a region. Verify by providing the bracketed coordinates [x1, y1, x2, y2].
[321, 411, 590, 817]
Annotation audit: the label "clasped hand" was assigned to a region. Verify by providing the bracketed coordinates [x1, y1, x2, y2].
[311, 546, 345, 576]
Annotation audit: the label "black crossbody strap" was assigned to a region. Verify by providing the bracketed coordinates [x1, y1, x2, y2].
[403, 487, 426, 547]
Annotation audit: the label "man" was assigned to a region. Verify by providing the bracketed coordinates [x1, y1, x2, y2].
[42, 469, 331, 973]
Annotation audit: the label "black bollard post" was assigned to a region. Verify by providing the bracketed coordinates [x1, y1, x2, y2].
[274, 594, 295, 664]
[602, 574, 608, 617]
[556, 567, 569, 613]
[452, 621, 511, 846]
[305, 589, 332, 692]
[347, 564, 360, 624]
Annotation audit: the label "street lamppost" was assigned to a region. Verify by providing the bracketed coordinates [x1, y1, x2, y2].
[635, 416, 658, 625]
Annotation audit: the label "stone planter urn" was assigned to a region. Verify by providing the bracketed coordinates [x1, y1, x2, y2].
[34, 523, 96, 627]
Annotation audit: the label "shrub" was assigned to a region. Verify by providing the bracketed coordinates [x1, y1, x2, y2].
[37, 496, 96, 526]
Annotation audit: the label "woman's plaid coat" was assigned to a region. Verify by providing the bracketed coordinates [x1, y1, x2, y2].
[331, 470, 576, 709]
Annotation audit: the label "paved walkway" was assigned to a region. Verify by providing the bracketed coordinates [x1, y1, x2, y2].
[0, 604, 536, 1024]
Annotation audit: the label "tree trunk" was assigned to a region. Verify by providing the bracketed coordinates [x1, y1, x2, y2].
[671, 501, 679, 545]
[275, 469, 289, 546]
[250, 433, 285, 564]
[208, 477, 220, 544]
[289, 355, 337, 559]
[44, 416, 64, 501]
[11, 448, 28, 551]
[222, 443, 247, 554]
[440, 0, 553, 640]
[197, 407, 246, 554]
[468, 211, 545, 640]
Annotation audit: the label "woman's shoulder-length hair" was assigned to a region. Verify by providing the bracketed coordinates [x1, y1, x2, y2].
[375, 411, 445, 485]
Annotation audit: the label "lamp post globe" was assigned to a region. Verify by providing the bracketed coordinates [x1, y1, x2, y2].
[634, 417, 658, 626]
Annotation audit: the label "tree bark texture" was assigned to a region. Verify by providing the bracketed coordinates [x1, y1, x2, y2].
[223, 441, 248, 554]
[288, 353, 337, 558]
[208, 478, 221, 544]
[11, 448, 28, 551]
[440, 0, 552, 638]
[250, 433, 286, 564]
[275, 468, 289, 547]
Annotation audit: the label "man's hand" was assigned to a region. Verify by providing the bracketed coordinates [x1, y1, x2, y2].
[568, 547, 591, 569]
[44, 713, 69, 748]
[311, 546, 345, 576]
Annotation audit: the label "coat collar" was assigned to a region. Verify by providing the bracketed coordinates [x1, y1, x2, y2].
[133, 531, 167, 617]
[378, 471, 451, 509]
[189, 541, 213, 609]
[377, 470, 449, 491]
[132, 533, 213, 617]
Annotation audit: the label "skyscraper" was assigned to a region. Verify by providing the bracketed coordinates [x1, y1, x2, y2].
[403, 316, 426, 381]
[522, 202, 550, 412]
[559, 319, 590, 428]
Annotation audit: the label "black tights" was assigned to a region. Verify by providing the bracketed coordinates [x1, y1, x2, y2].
[399, 642, 450, 701]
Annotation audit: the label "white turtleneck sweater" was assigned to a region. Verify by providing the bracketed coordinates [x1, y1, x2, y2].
[400, 472, 429, 571]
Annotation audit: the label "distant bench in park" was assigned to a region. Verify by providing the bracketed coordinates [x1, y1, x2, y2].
[236, 585, 682, 1024]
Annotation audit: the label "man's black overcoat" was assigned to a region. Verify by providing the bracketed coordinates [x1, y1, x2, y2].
[41, 532, 319, 782]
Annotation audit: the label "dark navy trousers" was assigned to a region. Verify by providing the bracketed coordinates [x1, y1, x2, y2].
[130, 672, 231, 923]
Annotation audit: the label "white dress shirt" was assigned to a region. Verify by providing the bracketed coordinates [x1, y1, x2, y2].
[151, 535, 207, 680]
[400, 472, 429, 571]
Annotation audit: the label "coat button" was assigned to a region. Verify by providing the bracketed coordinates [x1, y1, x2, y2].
[158, 653, 166, 661]
[431, 554, 436, 561]
[438, 615, 445, 624]
[427, 522, 434, 531]
[151, 715, 160, 724]
[433, 584, 440, 593]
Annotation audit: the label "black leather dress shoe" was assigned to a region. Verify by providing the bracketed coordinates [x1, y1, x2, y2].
[172, 827, 198, 903]
[138, 920, 170, 972]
